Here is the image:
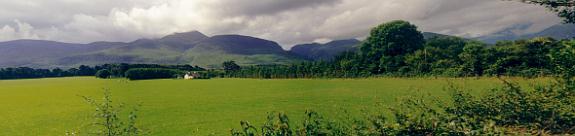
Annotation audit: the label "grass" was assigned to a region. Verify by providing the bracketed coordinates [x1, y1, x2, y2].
[0, 77, 548, 135]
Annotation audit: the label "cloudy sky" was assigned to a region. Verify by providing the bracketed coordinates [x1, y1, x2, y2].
[0, 0, 562, 48]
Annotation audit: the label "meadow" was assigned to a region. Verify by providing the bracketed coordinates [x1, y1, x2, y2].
[0, 77, 547, 135]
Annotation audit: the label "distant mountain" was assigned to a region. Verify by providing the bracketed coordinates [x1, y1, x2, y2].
[182, 35, 300, 67]
[157, 31, 209, 50]
[0, 31, 301, 68]
[0, 40, 121, 67]
[290, 39, 361, 60]
[0, 30, 466, 68]
[288, 32, 453, 61]
[476, 23, 575, 44]
[524, 24, 575, 40]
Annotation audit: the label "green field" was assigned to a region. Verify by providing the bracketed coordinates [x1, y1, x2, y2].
[0, 77, 547, 135]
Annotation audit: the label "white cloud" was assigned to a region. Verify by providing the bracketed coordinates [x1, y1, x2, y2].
[0, 20, 40, 41]
[0, 0, 564, 48]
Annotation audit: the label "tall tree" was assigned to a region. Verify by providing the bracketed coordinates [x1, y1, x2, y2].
[459, 42, 486, 76]
[223, 61, 241, 72]
[360, 20, 424, 73]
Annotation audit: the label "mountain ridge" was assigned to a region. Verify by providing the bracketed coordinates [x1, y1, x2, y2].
[0, 31, 302, 68]
[476, 23, 575, 44]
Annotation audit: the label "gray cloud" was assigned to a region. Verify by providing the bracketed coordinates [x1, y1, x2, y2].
[0, 0, 563, 49]
[208, 0, 343, 16]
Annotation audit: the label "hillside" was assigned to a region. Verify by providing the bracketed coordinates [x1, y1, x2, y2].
[290, 39, 361, 60]
[476, 23, 575, 44]
[0, 31, 301, 68]
[0, 40, 121, 67]
[182, 35, 300, 67]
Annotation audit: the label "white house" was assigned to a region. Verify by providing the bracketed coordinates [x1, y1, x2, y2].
[184, 72, 201, 79]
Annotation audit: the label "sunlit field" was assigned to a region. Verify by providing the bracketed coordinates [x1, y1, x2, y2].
[0, 77, 548, 135]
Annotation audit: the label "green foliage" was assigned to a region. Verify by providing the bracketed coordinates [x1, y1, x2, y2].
[0, 64, 205, 80]
[459, 42, 486, 76]
[550, 39, 575, 78]
[124, 68, 184, 80]
[80, 90, 143, 136]
[223, 61, 242, 72]
[96, 63, 205, 78]
[96, 69, 112, 79]
[261, 112, 292, 136]
[232, 111, 352, 136]
[222, 20, 571, 79]
[360, 20, 424, 73]
[231, 121, 257, 136]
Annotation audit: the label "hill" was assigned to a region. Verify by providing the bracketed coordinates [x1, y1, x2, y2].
[182, 35, 300, 67]
[290, 39, 361, 60]
[0, 31, 301, 68]
[0, 40, 121, 67]
[476, 23, 575, 44]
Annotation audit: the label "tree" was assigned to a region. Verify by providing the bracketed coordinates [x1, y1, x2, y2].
[223, 61, 241, 72]
[78, 65, 96, 76]
[459, 42, 486, 76]
[80, 90, 142, 136]
[360, 20, 424, 73]
[95, 69, 112, 79]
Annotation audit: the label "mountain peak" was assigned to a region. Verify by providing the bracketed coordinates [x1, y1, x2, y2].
[161, 31, 208, 41]
[193, 34, 286, 55]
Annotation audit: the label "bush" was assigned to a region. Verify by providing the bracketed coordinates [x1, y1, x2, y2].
[95, 69, 112, 79]
[232, 77, 575, 135]
[70, 90, 143, 136]
[124, 68, 183, 80]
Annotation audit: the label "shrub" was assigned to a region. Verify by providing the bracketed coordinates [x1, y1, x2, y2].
[75, 90, 143, 136]
[95, 69, 112, 79]
[124, 68, 183, 80]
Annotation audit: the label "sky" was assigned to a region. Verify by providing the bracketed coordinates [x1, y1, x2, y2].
[0, 0, 563, 49]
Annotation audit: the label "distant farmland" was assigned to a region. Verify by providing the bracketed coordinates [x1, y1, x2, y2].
[0, 77, 547, 135]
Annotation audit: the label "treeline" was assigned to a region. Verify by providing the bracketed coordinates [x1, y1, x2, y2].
[0, 64, 205, 80]
[224, 20, 575, 79]
[124, 68, 184, 80]
[0, 66, 95, 80]
[93, 63, 205, 79]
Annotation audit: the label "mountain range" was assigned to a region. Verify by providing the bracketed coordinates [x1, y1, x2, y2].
[0, 23, 572, 68]
[476, 23, 575, 44]
[0, 31, 303, 68]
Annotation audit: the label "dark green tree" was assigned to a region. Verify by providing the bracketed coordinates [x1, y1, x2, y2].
[223, 61, 241, 72]
[95, 69, 112, 79]
[360, 20, 424, 73]
[459, 42, 486, 76]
